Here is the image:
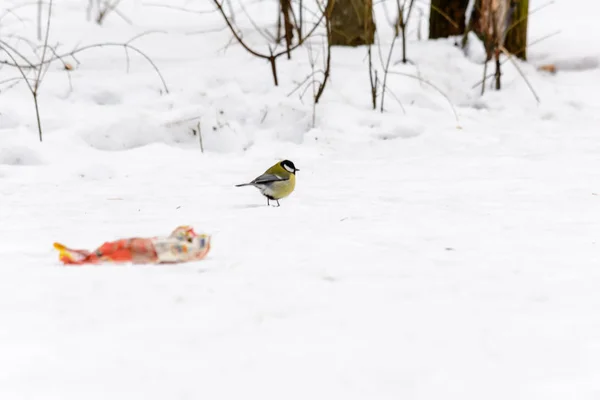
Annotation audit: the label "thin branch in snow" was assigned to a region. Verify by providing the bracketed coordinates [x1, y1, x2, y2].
[499, 45, 540, 103]
[210, 0, 326, 86]
[0, 41, 170, 94]
[388, 70, 460, 124]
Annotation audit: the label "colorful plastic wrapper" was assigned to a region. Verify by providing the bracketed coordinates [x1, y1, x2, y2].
[53, 226, 211, 265]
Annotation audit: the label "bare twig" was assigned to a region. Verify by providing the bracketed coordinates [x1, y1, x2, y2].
[499, 45, 540, 103]
[1, 42, 169, 94]
[239, 0, 277, 43]
[34, 0, 52, 93]
[0, 40, 37, 68]
[481, 60, 488, 95]
[96, 0, 123, 25]
[368, 44, 377, 110]
[0, 76, 31, 86]
[45, 45, 73, 92]
[286, 69, 324, 97]
[0, 2, 51, 141]
[142, 2, 217, 14]
[527, 29, 560, 48]
[394, 0, 415, 63]
[314, 8, 331, 104]
[306, 42, 317, 127]
[5, 0, 55, 142]
[297, 0, 304, 40]
[211, 0, 325, 86]
[388, 70, 459, 123]
[33, 0, 52, 140]
[380, 33, 398, 112]
[0, 6, 27, 26]
[195, 121, 204, 153]
[383, 86, 406, 114]
[471, 30, 560, 90]
[0, 47, 35, 94]
[126, 30, 168, 45]
[185, 26, 229, 35]
[113, 8, 132, 25]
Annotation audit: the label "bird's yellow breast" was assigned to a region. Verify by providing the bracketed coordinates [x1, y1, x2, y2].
[266, 173, 295, 200]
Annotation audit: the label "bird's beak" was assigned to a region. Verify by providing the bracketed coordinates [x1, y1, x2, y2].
[295, 168, 300, 172]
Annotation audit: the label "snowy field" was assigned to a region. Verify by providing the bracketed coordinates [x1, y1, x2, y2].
[1, 0, 600, 398]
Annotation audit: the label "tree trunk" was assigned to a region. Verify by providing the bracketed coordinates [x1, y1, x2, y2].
[467, 0, 483, 38]
[429, 0, 469, 39]
[504, 0, 528, 60]
[280, 0, 294, 58]
[328, 0, 375, 46]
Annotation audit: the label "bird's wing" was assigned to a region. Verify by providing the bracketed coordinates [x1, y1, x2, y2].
[251, 174, 288, 185]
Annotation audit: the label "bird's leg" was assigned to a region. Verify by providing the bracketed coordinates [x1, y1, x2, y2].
[267, 198, 270, 206]
[275, 200, 280, 207]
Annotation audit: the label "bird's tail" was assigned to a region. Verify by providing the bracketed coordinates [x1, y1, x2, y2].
[235, 183, 251, 187]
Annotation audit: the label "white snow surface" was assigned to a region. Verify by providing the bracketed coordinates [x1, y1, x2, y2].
[1, 0, 600, 398]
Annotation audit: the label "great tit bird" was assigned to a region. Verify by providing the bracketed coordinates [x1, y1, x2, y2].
[235, 160, 299, 207]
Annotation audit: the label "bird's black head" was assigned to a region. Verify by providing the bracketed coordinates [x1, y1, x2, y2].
[280, 160, 299, 174]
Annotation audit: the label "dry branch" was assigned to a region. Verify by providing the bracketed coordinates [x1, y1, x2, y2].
[211, 0, 326, 86]
[0, 0, 53, 141]
[395, 0, 415, 63]
[368, 44, 377, 110]
[1, 41, 169, 94]
[380, 31, 398, 112]
[498, 45, 539, 103]
[314, 7, 332, 103]
[388, 70, 459, 123]
[96, 0, 123, 25]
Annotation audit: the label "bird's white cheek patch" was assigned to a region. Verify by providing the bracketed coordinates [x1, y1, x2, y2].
[283, 164, 295, 173]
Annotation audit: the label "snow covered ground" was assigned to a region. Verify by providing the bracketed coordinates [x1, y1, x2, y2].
[1, 0, 600, 398]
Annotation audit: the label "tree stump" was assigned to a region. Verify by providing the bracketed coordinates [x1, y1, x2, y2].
[504, 0, 529, 60]
[429, 0, 469, 39]
[328, 0, 375, 46]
